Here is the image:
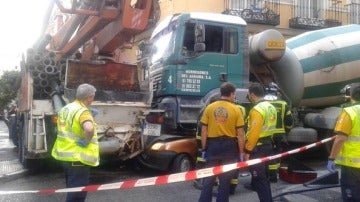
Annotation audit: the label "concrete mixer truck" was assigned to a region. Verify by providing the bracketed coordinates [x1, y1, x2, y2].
[137, 12, 360, 171]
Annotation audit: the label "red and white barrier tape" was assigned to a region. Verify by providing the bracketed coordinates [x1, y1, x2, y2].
[0, 136, 335, 195]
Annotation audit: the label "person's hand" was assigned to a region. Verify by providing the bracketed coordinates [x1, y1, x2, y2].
[201, 151, 207, 160]
[90, 108, 99, 117]
[76, 139, 89, 148]
[327, 160, 336, 172]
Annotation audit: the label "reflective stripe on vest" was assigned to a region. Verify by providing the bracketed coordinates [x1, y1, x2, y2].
[268, 163, 280, 170]
[52, 149, 99, 166]
[197, 157, 206, 163]
[52, 102, 99, 166]
[254, 101, 277, 138]
[336, 156, 360, 164]
[269, 100, 286, 134]
[57, 131, 98, 144]
[347, 136, 360, 142]
[335, 105, 360, 168]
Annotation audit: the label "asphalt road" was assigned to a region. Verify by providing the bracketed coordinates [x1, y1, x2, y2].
[0, 120, 342, 201]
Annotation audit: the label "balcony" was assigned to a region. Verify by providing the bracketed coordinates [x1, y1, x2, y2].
[223, 0, 281, 26]
[224, 7, 280, 26]
[289, 17, 342, 30]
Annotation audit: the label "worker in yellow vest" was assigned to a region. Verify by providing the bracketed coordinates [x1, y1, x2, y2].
[327, 83, 360, 201]
[265, 82, 294, 183]
[52, 83, 99, 202]
[244, 82, 277, 202]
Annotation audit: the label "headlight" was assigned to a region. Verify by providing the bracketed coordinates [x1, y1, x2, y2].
[151, 142, 165, 150]
[146, 113, 164, 124]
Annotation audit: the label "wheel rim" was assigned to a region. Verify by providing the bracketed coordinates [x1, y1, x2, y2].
[180, 157, 191, 172]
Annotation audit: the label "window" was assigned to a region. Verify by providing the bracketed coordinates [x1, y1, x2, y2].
[204, 25, 223, 53]
[228, 0, 250, 10]
[182, 23, 224, 53]
[348, 2, 360, 24]
[224, 27, 238, 54]
[183, 23, 195, 51]
[294, 0, 324, 18]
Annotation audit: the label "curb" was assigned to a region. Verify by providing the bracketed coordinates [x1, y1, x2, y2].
[0, 168, 29, 183]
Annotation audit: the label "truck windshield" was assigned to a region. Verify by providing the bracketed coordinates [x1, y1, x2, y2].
[151, 29, 176, 64]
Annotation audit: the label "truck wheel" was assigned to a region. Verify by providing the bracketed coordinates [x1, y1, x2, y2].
[287, 127, 317, 143]
[171, 154, 192, 173]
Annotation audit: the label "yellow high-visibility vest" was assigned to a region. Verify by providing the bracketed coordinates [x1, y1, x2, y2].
[253, 101, 277, 139]
[335, 105, 360, 168]
[237, 104, 247, 119]
[269, 100, 287, 134]
[52, 102, 99, 166]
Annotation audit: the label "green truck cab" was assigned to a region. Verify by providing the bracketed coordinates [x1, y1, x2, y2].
[139, 13, 252, 172]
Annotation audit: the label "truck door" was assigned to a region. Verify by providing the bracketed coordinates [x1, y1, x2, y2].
[177, 23, 227, 96]
[225, 26, 249, 88]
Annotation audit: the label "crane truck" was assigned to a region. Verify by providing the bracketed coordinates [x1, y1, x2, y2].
[14, 0, 163, 169]
[137, 12, 360, 172]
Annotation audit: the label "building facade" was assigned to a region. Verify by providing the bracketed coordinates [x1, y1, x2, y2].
[157, 0, 359, 37]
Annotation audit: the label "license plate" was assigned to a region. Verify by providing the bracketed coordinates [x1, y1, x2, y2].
[143, 123, 161, 136]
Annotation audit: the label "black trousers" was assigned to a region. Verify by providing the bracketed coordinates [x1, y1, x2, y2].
[249, 144, 274, 202]
[62, 162, 90, 202]
[199, 137, 238, 202]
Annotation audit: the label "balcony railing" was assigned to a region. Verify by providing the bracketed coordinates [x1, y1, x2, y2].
[224, 7, 280, 26]
[289, 17, 342, 30]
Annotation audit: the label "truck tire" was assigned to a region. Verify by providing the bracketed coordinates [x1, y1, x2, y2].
[286, 127, 317, 143]
[320, 130, 335, 156]
[171, 154, 192, 173]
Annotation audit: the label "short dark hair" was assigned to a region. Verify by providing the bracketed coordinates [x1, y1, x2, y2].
[220, 82, 236, 97]
[248, 82, 265, 97]
[350, 83, 360, 101]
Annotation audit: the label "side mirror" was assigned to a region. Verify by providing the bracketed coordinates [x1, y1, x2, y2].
[194, 24, 206, 52]
[194, 24, 205, 43]
[340, 84, 351, 97]
[194, 43, 205, 52]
